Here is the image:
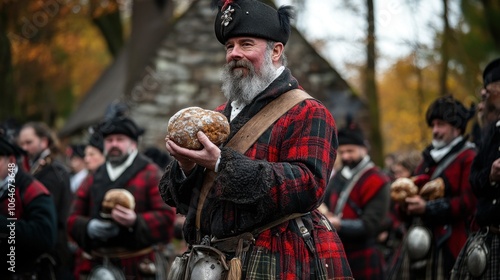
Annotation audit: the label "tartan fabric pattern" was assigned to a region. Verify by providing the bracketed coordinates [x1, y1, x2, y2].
[327, 166, 390, 280]
[244, 211, 353, 280]
[415, 143, 477, 258]
[160, 68, 353, 279]
[68, 157, 176, 277]
[389, 139, 477, 279]
[387, 229, 448, 280]
[451, 231, 500, 280]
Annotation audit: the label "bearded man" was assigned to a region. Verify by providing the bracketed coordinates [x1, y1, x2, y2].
[451, 58, 500, 279]
[323, 120, 391, 280]
[67, 116, 176, 279]
[159, 0, 353, 279]
[388, 95, 477, 280]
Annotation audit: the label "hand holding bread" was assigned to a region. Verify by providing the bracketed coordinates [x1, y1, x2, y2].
[101, 189, 135, 219]
[166, 107, 230, 150]
[390, 178, 418, 203]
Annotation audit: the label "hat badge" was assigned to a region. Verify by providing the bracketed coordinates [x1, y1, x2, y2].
[221, 5, 235, 27]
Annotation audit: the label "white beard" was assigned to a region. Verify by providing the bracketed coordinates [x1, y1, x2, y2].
[432, 139, 446, 149]
[221, 50, 277, 105]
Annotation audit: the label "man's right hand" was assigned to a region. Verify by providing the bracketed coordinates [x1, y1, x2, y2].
[87, 219, 120, 241]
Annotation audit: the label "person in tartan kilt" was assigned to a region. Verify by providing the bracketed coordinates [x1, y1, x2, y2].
[159, 0, 353, 279]
[323, 119, 391, 280]
[67, 116, 176, 279]
[387, 95, 477, 280]
[451, 58, 500, 279]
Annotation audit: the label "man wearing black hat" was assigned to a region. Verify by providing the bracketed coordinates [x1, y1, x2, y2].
[451, 58, 500, 279]
[0, 131, 58, 279]
[388, 95, 477, 280]
[323, 121, 391, 280]
[160, 0, 353, 279]
[67, 116, 176, 279]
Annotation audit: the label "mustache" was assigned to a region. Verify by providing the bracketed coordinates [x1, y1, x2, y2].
[107, 147, 122, 155]
[225, 59, 254, 71]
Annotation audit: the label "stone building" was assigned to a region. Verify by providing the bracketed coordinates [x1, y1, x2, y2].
[60, 0, 367, 148]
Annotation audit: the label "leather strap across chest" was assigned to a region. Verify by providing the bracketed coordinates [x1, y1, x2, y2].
[195, 89, 313, 240]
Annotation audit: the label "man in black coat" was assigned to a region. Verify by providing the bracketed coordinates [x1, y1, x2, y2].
[451, 58, 500, 279]
[0, 130, 58, 279]
[18, 122, 72, 279]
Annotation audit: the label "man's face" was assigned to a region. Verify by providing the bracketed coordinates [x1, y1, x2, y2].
[103, 134, 136, 166]
[221, 37, 281, 105]
[430, 119, 461, 148]
[338, 144, 367, 169]
[18, 127, 47, 159]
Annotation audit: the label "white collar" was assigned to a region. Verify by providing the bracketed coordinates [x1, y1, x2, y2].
[106, 150, 138, 181]
[429, 136, 463, 162]
[341, 156, 371, 180]
[70, 169, 89, 193]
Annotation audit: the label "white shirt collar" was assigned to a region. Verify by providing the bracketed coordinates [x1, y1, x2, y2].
[106, 149, 138, 181]
[340, 156, 371, 180]
[430, 136, 463, 162]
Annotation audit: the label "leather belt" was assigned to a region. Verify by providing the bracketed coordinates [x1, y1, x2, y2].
[211, 232, 255, 253]
[84, 247, 153, 260]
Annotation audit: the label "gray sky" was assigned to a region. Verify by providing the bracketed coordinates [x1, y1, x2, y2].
[275, 0, 461, 79]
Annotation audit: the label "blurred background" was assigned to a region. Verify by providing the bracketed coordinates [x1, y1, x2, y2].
[1, 0, 499, 165]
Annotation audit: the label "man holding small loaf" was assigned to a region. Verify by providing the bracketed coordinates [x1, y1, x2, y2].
[68, 116, 176, 279]
[159, 0, 352, 279]
[387, 96, 477, 280]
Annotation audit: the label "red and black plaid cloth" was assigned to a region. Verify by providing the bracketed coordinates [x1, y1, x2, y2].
[160, 68, 353, 279]
[389, 138, 477, 279]
[68, 154, 176, 278]
[327, 165, 391, 280]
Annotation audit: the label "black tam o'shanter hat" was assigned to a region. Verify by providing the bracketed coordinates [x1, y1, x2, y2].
[483, 58, 500, 87]
[337, 117, 366, 147]
[425, 95, 474, 134]
[213, 0, 295, 45]
[99, 117, 145, 142]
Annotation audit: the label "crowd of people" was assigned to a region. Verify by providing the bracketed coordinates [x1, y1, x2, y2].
[1, 0, 499, 279]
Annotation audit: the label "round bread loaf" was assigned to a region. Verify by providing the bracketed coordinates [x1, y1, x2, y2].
[419, 177, 445, 201]
[167, 107, 230, 150]
[101, 189, 135, 218]
[390, 177, 418, 203]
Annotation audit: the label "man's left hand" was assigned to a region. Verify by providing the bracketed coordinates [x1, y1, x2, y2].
[405, 195, 427, 215]
[166, 131, 221, 171]
[111, 204, 137, 228]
